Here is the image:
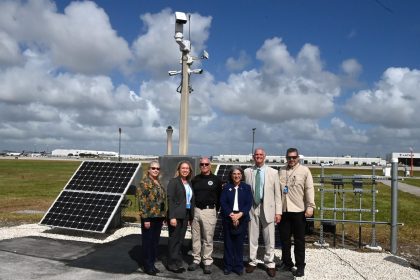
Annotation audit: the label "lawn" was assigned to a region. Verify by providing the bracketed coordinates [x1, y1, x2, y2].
[0, 159, 418, 254]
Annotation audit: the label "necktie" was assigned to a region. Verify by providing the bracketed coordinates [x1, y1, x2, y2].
[254, 168, 261, 205]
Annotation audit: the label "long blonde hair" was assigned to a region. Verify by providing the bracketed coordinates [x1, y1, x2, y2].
[174, 160, 193, 180]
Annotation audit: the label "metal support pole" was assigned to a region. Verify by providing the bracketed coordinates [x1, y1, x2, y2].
[118, 128, 121, 162]
[179, 51, 190, 155]
[390, 158, 399, 254]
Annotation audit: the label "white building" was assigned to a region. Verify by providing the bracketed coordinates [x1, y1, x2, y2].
[213, 154, 386, 166]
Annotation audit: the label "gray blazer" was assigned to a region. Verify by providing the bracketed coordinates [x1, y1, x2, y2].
[244, 166, 282, 223]
[167, 177, 195, 220]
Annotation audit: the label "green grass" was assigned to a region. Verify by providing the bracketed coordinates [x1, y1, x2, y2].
[0, 159, 80, 223]
[399, 178, 420, 188]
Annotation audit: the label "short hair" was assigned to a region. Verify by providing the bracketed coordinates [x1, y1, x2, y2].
[174, 160, 194, 180]
[228, 166, 244, 184]
[286, 147, 299, 156]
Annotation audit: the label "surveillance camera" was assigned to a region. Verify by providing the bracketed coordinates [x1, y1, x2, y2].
[168, 70, 181, 76]
[201, 50, 209, 60]
[175, 12, 188, 24]
[189, 69, 203, 74]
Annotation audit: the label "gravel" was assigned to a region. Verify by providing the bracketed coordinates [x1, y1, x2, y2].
[0, 224, 419, 280]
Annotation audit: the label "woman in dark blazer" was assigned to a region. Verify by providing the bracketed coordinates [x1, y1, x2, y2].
[166, 160, 195, 273]
[220, 166, 253, 275]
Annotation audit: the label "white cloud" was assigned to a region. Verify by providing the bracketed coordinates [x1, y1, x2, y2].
[215, 37, 340, 123]
[0, 0, 131, 74]
[341, 59, 362, 77]
[225, 50, 251, 72]
[344, 67, 420, 128]
[131, 9, 212, 79]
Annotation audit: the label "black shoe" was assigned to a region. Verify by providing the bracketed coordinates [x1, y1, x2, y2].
[223, 269, 231, 275]
[235, 270, 243, 276]
[278, 262, 293, 272]
[188, 262, 199, 271]
[203, 265, 212, 274]
[144, 269, 156, 275]
[294, 268, 305, 277]
[168, 267, 185, 273]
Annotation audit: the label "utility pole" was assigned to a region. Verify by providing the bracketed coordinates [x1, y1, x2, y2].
[169, 12, 208, 155]
[252, 128, 256, 155]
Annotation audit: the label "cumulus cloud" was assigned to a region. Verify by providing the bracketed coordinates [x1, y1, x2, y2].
[344, 67, 420, 128]
[214, 37, 340, 123]
[225, 50, 251, 72]
[341, 59, 362, 77]
[0, 0, 131, 74]
[131, 9, 212, 79]
[0, 2, 417, 157]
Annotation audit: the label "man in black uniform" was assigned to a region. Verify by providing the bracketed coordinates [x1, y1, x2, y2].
[188, 157, 223, 274]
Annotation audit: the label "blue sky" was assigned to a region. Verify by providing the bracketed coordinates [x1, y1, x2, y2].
[0, 0, 419, 157]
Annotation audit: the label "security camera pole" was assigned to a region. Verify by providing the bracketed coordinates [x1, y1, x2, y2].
[170, 12, 207, 155]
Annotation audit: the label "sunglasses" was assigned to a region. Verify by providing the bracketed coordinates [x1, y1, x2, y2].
[200, 163, 210, 166]
[286, 156, 298, 160]
[150, 167, 160, 170]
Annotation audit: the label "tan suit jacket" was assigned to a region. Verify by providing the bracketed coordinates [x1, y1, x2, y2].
[244, 165, 282, 223]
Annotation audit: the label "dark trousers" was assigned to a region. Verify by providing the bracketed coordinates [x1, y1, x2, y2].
[167, 218, 188, 269]
[279, 211, 306, 269]
[141, 217, 164, 271]
[222, 219, 246, 273]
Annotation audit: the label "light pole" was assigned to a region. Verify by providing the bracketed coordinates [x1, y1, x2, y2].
[410, 147, 414, 177]
[169, 12, 208, 155]
[118, 128, 121, 162]
[252, 128, 256, 155]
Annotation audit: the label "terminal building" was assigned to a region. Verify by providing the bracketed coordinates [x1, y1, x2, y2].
[386, 152, 420, 167]
[213, 154, 386, 166]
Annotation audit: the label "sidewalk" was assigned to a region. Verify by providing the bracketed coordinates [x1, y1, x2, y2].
[378, 180, 420, 197]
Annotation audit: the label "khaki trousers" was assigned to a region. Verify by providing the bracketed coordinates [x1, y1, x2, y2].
[191, 207, 217, 265]
[248, 204, 276, 268]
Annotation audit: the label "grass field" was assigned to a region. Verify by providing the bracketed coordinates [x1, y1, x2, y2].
[0, 159, 419, 256]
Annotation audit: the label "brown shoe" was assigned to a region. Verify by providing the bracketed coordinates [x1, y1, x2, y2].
[267, 267, 276, 277]
[245, 264, 256, 273]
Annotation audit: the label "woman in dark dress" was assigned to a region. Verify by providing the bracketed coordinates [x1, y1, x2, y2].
[220, 166, 253, 275]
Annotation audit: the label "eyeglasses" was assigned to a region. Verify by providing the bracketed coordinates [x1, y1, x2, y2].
[286, 156, 298, 160]
[200, 163, 210, 167]
[150, 167, 160, 170]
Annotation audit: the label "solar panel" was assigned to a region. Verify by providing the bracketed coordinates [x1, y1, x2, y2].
[65, 161, 139, 194]
[40, 161, 141, 233]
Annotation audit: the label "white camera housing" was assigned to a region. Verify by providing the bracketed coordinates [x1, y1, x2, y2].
[168, 70, 181, 76]
[175, 12, 187, 24]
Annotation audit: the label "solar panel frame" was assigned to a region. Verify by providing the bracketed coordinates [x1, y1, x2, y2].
[40, 161, 141, 233]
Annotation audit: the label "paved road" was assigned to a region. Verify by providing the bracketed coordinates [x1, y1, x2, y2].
[379, 180, 420, 197]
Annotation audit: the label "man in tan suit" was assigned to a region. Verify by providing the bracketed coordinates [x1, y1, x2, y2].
[244, 148, 282, 278]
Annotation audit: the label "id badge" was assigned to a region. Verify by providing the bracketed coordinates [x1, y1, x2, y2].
[283, 185, 288, 194]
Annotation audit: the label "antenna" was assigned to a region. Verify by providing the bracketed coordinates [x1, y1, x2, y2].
[188, 14, 191, 41]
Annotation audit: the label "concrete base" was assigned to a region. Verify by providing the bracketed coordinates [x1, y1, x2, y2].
[313, 241, 330, 247]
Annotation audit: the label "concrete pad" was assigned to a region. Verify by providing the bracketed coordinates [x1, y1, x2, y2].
[0, 234, 293, 279]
